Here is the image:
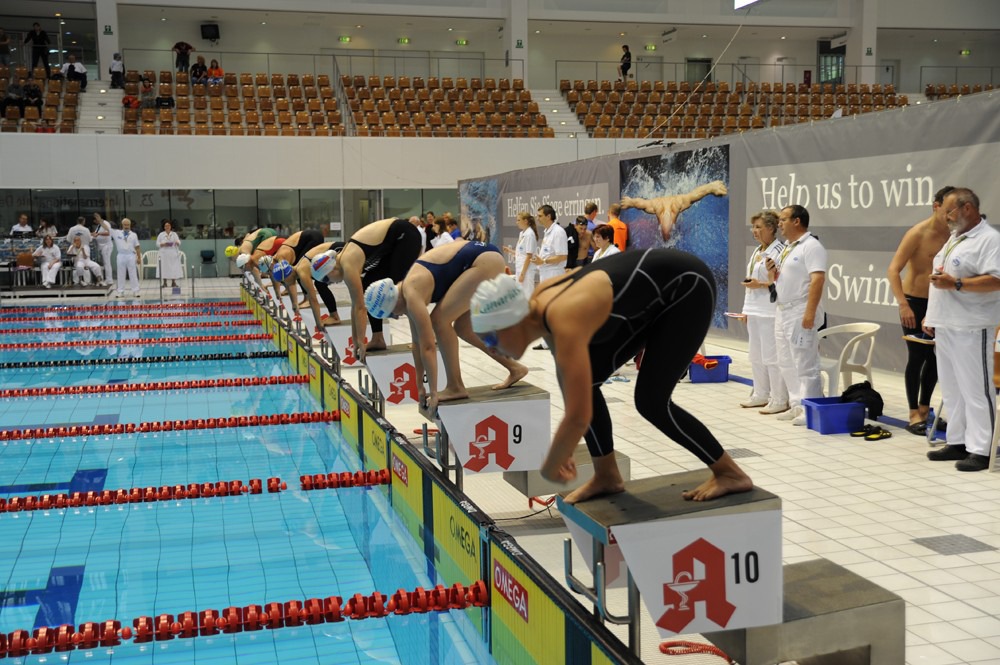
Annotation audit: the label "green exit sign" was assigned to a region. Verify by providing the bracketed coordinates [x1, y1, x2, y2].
[338, 36, 351, 43]
[398, 37, 410, 44]
[455, 39, 468, 46]
[960, 49, 971, 56]
[644, 44, 656, 51]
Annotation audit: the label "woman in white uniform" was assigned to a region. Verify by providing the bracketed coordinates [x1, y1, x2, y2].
[157, 220, 183, 287]
[740, 211, 788, 413]
[33, 235, 62, 288]
[503, 211, 539, 297]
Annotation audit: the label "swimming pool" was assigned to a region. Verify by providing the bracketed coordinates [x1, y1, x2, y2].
[0, 300, 493, 664]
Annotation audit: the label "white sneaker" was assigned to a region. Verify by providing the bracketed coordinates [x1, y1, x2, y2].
[115, 291, 124, 297]
[759, 401, 790, 415]
[776, 405, 803, 422]
[740, 396, 770, 408]
[792, 412, 807, 426]
[132, 291, 141, 297]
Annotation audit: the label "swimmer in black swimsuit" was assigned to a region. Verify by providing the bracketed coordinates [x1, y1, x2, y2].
[364, 239, 529, 413]
[469, 248, 753, 504]
[271, 241, 344, 338]
[312, 218, 423, 360]
[260, 229, 325, 317]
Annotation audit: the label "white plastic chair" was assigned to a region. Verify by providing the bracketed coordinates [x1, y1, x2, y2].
[817, 322, 880, 396]
[141, 250, 158, 279]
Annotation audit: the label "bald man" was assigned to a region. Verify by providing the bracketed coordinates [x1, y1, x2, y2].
[97, 213, 142, 297]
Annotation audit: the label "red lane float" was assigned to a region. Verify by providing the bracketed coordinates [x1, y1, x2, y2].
[0, 300, 244, 314]
[0, 582, 487, 658]
[299, 469, 390, 490]
[0, 478, 271, 515]
[0, 309, 252, 323]
[0, 320, 260, 335]
[0, 410, 339, 442]
[0, 375, 309, 399]
[0, 333, 272, 350]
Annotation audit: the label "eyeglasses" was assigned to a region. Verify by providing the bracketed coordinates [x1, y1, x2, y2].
[768, 283, 777, 303]
[481, 331, 499, 349]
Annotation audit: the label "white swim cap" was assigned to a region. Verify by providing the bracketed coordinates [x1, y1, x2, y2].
[235, 253, 251, 269]
[365, 278, 399, 319]
[470, 274, 529, 333]
[258, 255, 274, 273]
[310, 250, 337, 284]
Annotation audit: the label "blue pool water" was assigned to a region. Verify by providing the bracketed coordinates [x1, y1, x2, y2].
[0, 301, 492, 665]
[0, 341, 276, 363]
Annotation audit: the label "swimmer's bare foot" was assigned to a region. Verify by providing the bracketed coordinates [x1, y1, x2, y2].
[564, 458, 625, 504]
[438, 387, 469, 402]
[492, 363, 528, 390]
[365, 341, 387, 353]
[681, 453, 753, 502]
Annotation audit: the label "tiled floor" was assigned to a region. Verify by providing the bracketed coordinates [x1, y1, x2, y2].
[15, 280, 1000, 664]
[378, 311, 1000, 665]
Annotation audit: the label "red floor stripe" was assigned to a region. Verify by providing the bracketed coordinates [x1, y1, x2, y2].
[0, 375, 309, 399]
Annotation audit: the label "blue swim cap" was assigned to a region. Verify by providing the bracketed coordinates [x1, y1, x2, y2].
[272, 259, 293, 281]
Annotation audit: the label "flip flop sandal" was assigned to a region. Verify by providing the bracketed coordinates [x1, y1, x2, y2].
[864, 427, 893, 441]
[850, 424, 877, 437]
[905, 421, 928, 436]
[611, 375, 631, 383]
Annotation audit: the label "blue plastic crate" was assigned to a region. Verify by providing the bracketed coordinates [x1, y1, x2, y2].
[802, 397, 866, 435]
[689, 355, 731, 383]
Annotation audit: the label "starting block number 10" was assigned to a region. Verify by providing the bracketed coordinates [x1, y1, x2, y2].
[731, 551, 760, 584]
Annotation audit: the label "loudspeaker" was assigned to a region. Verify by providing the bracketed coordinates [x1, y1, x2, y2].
[200, 24, 220, 41]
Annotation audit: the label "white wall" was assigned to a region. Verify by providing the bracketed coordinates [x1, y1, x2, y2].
[0, 135, 644, 190]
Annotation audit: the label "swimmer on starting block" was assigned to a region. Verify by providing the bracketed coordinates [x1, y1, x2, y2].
[469, 248, 753, 504]
[228, 228, 277, 286]
[365, 239, 529, 413]
[620, 180, 728, 241]
[256, 230, 324, 306]
[312, 217, 424, 361]
[269, 240, 344, 336]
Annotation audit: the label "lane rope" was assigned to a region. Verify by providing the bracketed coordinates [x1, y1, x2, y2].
[0, 334, 272, 350]
[0, 375, 309, 399]
[0, 581, 488, 657]
[0, 350, 288, 370]
[0, 320, 261, 334]
[0, 411, 340, 441]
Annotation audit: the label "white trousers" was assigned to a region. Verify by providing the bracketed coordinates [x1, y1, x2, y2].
[97, 243, 114, 281]
[117, 254, 140, 293]
[774, 303, 824, 407]
[747, 314, 786, 404]
[40, 261, 62, 285]
[517, 263, 538, 299]
[73, 259, 102, 284]
[935, 327, 996, 456]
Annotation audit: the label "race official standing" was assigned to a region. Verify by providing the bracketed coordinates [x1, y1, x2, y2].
[766, 205, 827, 426]
[923, 188, 1000, 472]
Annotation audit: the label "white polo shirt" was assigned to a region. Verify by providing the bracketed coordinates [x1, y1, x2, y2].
[742, 238, 785, 317]
[538, 222, 568, 280]
[774, 232, 826, 308]
[924, 218, 1000, 330]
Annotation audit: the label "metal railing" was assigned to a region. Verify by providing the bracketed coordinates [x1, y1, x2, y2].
[919, 65, 999, 90]
[120, 48, 525, 86]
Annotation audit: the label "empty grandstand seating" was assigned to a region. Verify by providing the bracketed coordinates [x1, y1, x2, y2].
[560, 78, 911, 139]
[924, 82, 994, 100]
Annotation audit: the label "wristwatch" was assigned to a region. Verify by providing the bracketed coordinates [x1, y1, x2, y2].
[955, 278, 963, 292]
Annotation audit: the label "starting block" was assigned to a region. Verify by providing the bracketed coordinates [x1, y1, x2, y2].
[559, 470, 782, 655]
[704, 558, 904, 665]
[365, 344, 446, 407]
[324, 307, 391, 369]
[415, 383, 550, 488]
[503, 448, 632, 500]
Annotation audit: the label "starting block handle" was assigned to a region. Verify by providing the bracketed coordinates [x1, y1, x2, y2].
[563, 538, 640, 655]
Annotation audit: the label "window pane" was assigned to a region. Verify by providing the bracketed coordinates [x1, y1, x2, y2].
[123, 189, 171, 241]
[300, 190, 342, 241]
[168, 189, 214, 240]
[383, 189, 422, 220]
[214, 190, 258, 240]
[0, 190, 34, 234]
[257, 190, 300, 237]
[33, 189, 81, 235]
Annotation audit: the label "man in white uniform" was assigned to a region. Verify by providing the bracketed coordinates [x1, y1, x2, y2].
[66, 216, 93, 246]
[531, 204, 568, 350]
[924, 188, 1000, 472]
[97, 214, 142, 297]
[766, 205, 827, 426]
